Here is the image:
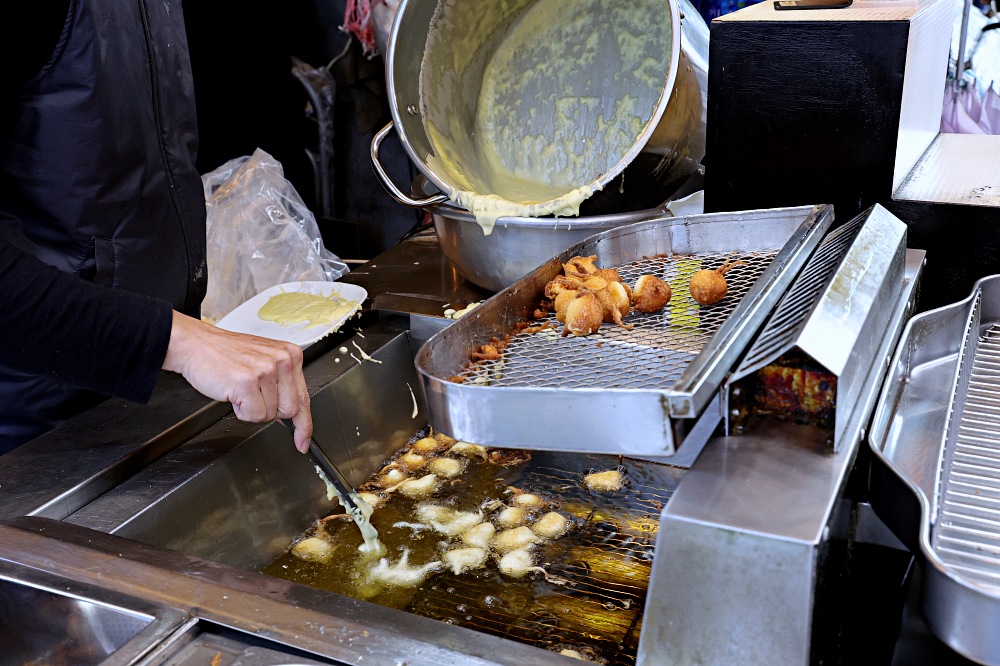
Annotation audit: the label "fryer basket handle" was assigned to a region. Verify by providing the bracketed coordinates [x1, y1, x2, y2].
[370, 122, 450, 208]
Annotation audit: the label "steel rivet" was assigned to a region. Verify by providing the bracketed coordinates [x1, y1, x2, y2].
[406, 104, 418, 115]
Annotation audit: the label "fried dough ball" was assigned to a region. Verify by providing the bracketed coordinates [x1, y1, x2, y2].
[369, 548, 441, 587]
[495, 506, 529, 529]
[416, 504, 484, 536]
[632, 274, 673, 312]
[563, 255, 599, 277]
[512, 492, 544, 509]
[544, 274, 582, 300]
[564, 291, 604, 336]
[442, 547, 488, 575]
[498, 548, 547, 579]
[434, 432, 457, 446]
[493, 526, 539, 554]
[596, 267, 623, 284]
[532, 512, 570, 539]
[690, 258, 743, 305]
[580, 275, 608, 292]
[559, 649, 589, 661]
[448, 442, 488, 459]
[426, 457, 466, 478]
[553, 288, 579, 323]
[395, 473, 439, 498]
[380, 467, 408, 488]
[471, 344, 502, 361]
[596, 281, 633, 329]
[291, 536, 333, 562]
[545, 257, 635, 335]
[358, 492, 386, 511]
[400, 452, 427, 469]
[412, 436, 443, 453]
[461, 522, 496, 549]
[583, 469, 624, 492]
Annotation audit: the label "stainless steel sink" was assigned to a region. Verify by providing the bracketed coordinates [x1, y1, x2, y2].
[0, 560, 187, 665]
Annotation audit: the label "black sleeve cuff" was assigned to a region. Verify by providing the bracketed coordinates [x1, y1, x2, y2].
[0, 238, 174, 403]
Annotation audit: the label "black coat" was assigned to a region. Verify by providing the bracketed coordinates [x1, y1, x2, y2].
[0, 0, 205, 451]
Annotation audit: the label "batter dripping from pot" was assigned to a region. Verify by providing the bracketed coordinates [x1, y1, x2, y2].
[420, 0, 672, 234]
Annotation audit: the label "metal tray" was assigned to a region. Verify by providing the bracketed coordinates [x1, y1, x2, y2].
[869, 274, 1000, 665]
[415, 204, 834, 457]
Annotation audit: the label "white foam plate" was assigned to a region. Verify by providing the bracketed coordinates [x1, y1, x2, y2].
[215, 281, 367, 348]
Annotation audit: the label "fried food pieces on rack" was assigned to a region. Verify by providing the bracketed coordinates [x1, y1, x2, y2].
[689, 258, 745, 305]
[564, 291, 604, 336]
[632, 274, 672, 313]
[545, 255, 633, 335]
[544, 255, 680, 337]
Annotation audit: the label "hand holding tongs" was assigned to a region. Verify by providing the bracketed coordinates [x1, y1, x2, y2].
[280, 419, 363, 517]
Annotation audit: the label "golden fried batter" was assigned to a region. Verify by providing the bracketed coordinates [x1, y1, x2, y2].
[632, 274, 672, 313]
[564, 291, 603, 336]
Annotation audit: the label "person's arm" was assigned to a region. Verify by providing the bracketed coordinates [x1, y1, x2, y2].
[0, 234, 171, 401]
[0, 237, 312, 452]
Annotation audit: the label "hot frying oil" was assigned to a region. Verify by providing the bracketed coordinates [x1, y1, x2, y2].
[262, 438, 676, 665]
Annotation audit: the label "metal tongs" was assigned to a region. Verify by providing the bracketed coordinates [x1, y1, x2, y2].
[280, 419, 363, 516]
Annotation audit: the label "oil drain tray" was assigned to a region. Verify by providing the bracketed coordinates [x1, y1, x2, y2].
[870, 273, 1000, 665]
[416, 205, 834, 457]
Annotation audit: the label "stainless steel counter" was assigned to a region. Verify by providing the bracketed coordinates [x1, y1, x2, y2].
[0, 230, 980, 665]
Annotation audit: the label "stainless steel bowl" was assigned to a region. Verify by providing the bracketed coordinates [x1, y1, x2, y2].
[413, 175, 692, 292]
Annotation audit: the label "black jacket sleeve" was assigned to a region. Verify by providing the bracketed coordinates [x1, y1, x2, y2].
[0, 233, 173, 403]
[1, 0, 172, 404]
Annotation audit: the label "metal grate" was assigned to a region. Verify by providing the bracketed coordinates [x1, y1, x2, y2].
[934, 322, 1000, 592]
[733, 214, 863, 376]
[403, 457, 682, 665]
[461, 250, 779, 389]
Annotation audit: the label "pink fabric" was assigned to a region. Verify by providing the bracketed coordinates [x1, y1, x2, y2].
[983, 88, 1000, 133]
[941, 84, 1000, 134]
[344, 0, 379, 57]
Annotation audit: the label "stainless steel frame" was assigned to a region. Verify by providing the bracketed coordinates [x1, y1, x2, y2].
[0, 223, 931, 666]
[642, 249, 924, 665]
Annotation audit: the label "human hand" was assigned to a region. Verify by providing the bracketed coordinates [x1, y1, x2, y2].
[163, 311, 312, 452]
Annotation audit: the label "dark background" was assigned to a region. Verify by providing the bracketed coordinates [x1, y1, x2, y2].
[183, 0, 423, 261]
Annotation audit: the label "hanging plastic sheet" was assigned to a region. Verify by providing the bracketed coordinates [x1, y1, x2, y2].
[200, 149, 349, 323]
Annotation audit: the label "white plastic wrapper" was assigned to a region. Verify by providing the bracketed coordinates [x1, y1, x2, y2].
[201, 148, 349, 323]
[372, 0, 400, 57]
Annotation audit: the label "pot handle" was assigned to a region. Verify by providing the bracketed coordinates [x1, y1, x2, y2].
[370, 122, 450, 208]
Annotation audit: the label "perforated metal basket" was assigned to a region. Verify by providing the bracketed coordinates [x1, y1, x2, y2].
[415, 205, 834, 458]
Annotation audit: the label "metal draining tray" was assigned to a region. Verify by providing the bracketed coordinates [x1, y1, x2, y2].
[416, 205, 834, 457]
[869, 274, 1000, 665]
[724, 205, 907, 452]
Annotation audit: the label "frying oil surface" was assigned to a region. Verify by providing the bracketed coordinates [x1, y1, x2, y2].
[263, 435, 679, 664]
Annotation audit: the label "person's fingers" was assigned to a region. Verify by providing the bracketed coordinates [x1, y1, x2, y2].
[165, 313, 312, 445]
[259, 370, 280, 422]
[274, 346, 312, 453]
[291, 399, 313, 454]
[230, 371, 270, 423]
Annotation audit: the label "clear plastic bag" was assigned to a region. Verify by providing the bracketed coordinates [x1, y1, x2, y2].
[200, 148, 349, 323]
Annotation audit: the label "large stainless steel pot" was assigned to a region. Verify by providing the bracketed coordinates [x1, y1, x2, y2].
[413, 174, 699, 292]
[371, 0, 708, 221]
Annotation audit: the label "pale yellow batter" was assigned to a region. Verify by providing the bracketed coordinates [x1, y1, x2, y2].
[258, 291, 358, 330]
[421, 0, 672, 234]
